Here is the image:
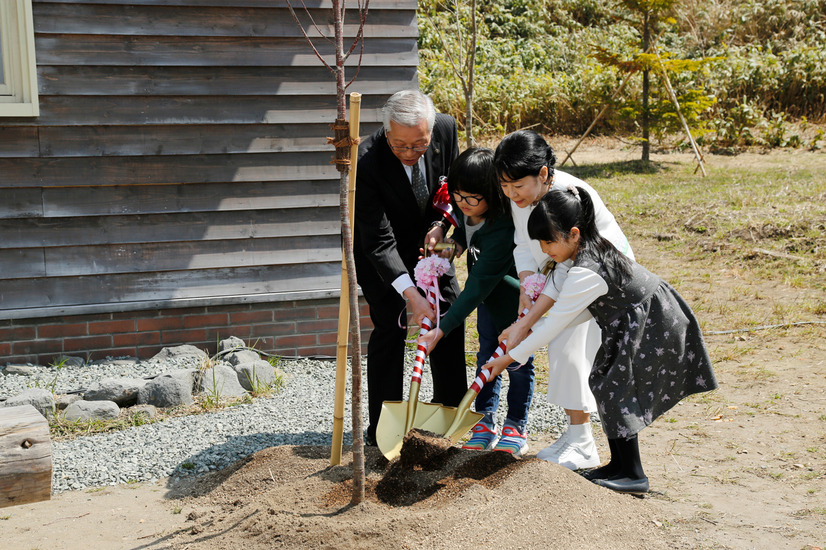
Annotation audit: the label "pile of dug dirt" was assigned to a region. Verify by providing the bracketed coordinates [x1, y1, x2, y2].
[164, 431, 674, 549]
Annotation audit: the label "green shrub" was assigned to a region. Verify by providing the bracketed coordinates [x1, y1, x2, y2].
[418, 0, 826, 146]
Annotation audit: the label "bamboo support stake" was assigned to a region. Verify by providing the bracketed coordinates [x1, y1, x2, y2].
[655, 50, 706, 177]
[559, 69, 637, 167]
[330, 92, 361, 466]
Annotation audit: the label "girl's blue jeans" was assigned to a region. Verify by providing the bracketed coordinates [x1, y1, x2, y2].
[473, 303, 535, 432]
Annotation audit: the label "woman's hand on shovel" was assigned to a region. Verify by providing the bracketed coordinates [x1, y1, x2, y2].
[483, 353, 514, 378]
[501, 317, 530, 350]
[417, 327, 444, 357]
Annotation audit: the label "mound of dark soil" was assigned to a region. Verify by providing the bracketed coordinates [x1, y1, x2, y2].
[160, 441, 673, 550]
[374, 429, 523, 506]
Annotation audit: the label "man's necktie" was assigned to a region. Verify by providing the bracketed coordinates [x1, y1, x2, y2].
[411, 163, 429, 215]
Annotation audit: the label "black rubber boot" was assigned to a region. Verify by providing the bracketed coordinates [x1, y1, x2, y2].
[594, 435, 649, 494]
[580, 437, 621, 480]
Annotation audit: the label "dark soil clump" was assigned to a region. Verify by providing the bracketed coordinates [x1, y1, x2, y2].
[397, 428, 454, 470]
[374, 429, 526, 506]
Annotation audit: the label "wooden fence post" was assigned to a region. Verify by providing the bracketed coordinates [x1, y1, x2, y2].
[0, 404, 53, 508]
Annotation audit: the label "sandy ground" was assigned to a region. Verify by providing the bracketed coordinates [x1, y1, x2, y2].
[3, 143, 824, 550]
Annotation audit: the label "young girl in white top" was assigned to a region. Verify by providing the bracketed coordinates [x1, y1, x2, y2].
[493, 130, 634, 470]
[484, 186, 716, 493]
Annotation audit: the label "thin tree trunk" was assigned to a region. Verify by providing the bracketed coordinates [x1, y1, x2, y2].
[286, 0, 367, 504]
[641, 10, 651, 162]
[331, 0, 364, 504]
[465, 0, 477, 148]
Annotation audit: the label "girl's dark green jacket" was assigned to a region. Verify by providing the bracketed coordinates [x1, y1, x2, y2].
[438, 213, 521, 336]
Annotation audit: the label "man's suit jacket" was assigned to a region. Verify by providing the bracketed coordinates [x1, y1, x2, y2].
[354, 113, 460, 296]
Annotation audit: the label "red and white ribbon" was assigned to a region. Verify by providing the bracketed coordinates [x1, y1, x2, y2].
[410, 290, 436, 385]
[432, 176, 460, 229]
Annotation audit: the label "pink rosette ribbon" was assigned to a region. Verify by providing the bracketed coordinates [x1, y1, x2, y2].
[522, 272, 548, 302]
[432, 176, 460, 229]
[409, 255, 451, 384]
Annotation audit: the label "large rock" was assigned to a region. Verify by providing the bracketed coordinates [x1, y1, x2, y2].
[138, 374, 194, 408]
[3, 388, 55, 417]
[55, 393, 82, 410]
[162, 368, 198, 393]
[218, 336, 246, 352]
[224, 349, 260, 366]
[84, 378, 147, 406]
[3, 364, 39, 376]
[234, 360, 278, 392]
[63, 400, 120, 422]
[219, 336, 260, 365]
[151, 345, 208, 362]
[197, 365, 247, 399]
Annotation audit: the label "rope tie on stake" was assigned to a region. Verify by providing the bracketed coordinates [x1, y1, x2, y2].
[328, 120, 361, 171]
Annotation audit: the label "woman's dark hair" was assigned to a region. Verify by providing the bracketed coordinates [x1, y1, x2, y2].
[527, 186, 632, 284]
[447, 147, 509, 222]
[493, 129, 556, 184]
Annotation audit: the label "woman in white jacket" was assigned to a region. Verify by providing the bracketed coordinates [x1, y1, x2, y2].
[493, 129, 634, 469]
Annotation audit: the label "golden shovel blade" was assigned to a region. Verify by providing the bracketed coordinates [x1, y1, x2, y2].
[376, 400, 448, 460]
[425, 388, 483, 444]
[430, 406, 484, 445]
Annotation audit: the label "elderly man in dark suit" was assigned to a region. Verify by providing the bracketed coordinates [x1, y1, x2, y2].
[354, 90, 467, 445]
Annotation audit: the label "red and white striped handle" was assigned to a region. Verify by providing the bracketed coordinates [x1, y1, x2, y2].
[410, 290, 437, 385]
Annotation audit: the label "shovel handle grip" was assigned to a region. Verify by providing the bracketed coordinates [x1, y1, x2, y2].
[469, 367, 493, 394]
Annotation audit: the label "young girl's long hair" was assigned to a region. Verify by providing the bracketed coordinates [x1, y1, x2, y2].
[493, 129, 556, 184]
[447, 147, 509, 222]
[527, 186, 632, 284]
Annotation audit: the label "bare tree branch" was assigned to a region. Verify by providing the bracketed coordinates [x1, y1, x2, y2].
[285, 0, 335, 74]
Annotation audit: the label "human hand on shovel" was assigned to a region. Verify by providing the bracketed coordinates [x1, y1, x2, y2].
[403, 287, 437, 329]
[416, 327, 443, 357]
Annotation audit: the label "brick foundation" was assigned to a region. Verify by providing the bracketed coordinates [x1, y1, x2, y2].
[1, 299, 374, 366]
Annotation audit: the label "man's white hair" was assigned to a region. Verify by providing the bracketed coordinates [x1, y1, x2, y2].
[382, 90, 436, 133]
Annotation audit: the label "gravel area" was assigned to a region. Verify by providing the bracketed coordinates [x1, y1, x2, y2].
[0, 354, 567, 493]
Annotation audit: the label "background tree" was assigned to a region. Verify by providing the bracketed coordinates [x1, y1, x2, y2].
[591, 0, 715, 160]
[419, 0, 824, 151]
[611, 0, 676, 161]
[420, 0, 480, 148]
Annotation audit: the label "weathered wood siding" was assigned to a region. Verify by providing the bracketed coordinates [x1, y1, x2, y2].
[0, 0, 419, 323]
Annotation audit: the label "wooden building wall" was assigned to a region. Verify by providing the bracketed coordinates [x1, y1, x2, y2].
[0, 0, 419, 364]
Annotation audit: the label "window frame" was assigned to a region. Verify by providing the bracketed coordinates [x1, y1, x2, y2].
[0, 0, 39, 117]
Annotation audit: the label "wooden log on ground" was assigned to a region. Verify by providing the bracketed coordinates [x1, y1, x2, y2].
[0, 404, 53, 508]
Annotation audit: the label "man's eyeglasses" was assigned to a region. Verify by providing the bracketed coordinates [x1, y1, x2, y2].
[388, 144, 430, 153]
[451, 191, 484, 206]
[385, 130, 430, 153]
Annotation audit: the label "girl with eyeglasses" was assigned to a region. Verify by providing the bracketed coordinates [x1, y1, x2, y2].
[418, 147, 536, 456]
